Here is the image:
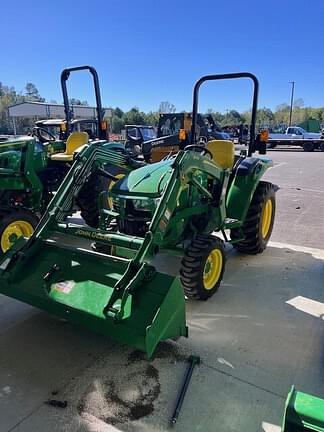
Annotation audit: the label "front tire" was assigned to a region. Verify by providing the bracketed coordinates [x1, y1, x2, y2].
[76, 165, 126, 228]
[180, 235, 225, 300]
[0, 210, 39, 253]
[231, 181, 275, 254]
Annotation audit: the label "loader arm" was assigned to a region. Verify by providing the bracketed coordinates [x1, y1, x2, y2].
[0, 143, 131, 273]
[103, 150, 230, 319]
[0, 143, 188, 357]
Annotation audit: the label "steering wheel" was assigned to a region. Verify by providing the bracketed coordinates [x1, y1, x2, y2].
[30, 127, 56, 143]
[184, 144, 213, 159]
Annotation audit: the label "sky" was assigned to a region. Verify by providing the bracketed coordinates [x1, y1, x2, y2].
[1, 0, 324, 114]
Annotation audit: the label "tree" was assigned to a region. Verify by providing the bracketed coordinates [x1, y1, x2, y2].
[144, 111, 159, 126]
[294, 98, 304, 108]
[111, 115, 124, 133]
[0, 83, 25, 133]
[276, 103, 289, 111]
[274, 103, 290, 125]
[257, 107, 274, 127]
[68, 98, 89, 106]
[158, 101, 176, 114]
[114, 107, 124, 118]
[221, 109, 245, 126]
[25, 83, 45, 102]
[212, 111, 225, 124]
[124, 107, 146, 125]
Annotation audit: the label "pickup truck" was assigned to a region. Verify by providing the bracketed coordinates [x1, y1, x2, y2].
[268, 126, 324, 151]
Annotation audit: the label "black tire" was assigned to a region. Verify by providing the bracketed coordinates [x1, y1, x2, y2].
[180, 234, 225, 300]
[0, 210, 39, 253]
[303, 142, 314, 152]
[231, 181, 275, 254]
[320, 143, 324, 152]
[76, 165, 127, 228]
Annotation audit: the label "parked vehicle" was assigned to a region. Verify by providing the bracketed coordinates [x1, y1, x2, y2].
[125, 113, 231, 162]
[32, 118, 107, 142]
[0, 72, 275, 358]
[268, 126, 324, 151]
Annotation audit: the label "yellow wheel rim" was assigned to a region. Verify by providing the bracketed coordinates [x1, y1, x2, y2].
[1, 220, 34, 253]
[107, 174, 125, 209]
[203, 249, 223, 290]
[261, 198, 273, 239]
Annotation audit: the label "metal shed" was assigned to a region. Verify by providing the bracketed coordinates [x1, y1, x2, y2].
[8, 102, 112, 134]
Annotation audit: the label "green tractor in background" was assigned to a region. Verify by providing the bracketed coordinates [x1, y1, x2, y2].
[0, 65, 114, 253]
[0, 72, 275, 358]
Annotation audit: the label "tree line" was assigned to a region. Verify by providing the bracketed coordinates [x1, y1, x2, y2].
[1, 81, 324, 135]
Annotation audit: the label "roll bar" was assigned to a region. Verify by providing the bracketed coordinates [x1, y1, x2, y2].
[60, 65, 106, 139]
[191, 72, 259, 156]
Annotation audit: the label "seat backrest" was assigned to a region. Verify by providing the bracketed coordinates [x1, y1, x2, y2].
[206, 140, 234, 169]
[65, 132, 89, 155]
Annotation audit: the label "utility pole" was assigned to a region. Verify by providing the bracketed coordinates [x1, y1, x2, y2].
[289, 81, 295, 126]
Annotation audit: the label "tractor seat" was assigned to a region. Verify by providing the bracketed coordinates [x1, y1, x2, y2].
[206, 140, 234, 169]
[50, 132, 89, 162]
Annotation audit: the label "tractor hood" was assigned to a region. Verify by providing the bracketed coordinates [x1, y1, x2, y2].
[112, 159, 173, 198]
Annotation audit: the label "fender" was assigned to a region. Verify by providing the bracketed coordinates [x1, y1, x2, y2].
[226, 156, 273, 222]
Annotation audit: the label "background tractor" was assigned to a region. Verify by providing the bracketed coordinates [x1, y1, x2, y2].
[0, 65, 115, 253]
[32, 117, 108, 143]
[0, 71, 275, 358]
[125, 112, 231, 162]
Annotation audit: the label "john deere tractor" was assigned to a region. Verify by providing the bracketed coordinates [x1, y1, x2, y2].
[0, 65, 115, 253]
[0, 72, 275, 357]
[104, 72, 274, 299]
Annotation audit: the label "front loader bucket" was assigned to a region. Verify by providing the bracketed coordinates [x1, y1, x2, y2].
[0, 239, 187, 358]
[282, 386, 324, 431]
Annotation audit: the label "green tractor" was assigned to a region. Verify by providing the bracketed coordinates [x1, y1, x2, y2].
[0, 65, 115, 253]
[0, 72, 275, 357]
[105, 72, 274, 299]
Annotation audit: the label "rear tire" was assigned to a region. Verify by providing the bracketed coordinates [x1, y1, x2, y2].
[180, 235, 225, 300]
[76, 165, 127, 228]
[0, 210, 39, 253]
[231, 181, 275, 254]
[303, 142, 314, 152]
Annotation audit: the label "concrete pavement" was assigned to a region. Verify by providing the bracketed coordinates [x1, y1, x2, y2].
[0, 149, 323, 432]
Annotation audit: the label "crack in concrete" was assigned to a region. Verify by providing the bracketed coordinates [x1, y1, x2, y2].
[6, 402, 44, 432]
[202, 361, 285, 400]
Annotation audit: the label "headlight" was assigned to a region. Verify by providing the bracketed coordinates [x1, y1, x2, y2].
[132, 198, 160, 211]
[133, 199, 152, 211]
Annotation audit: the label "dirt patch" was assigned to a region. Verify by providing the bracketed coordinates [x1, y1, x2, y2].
[127, 341, 187, 364]
[153, 341, 187, 361]
[77, 363, 160, 425]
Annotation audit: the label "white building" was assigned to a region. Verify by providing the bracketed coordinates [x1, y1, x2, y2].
[8, 101, 112, 134]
